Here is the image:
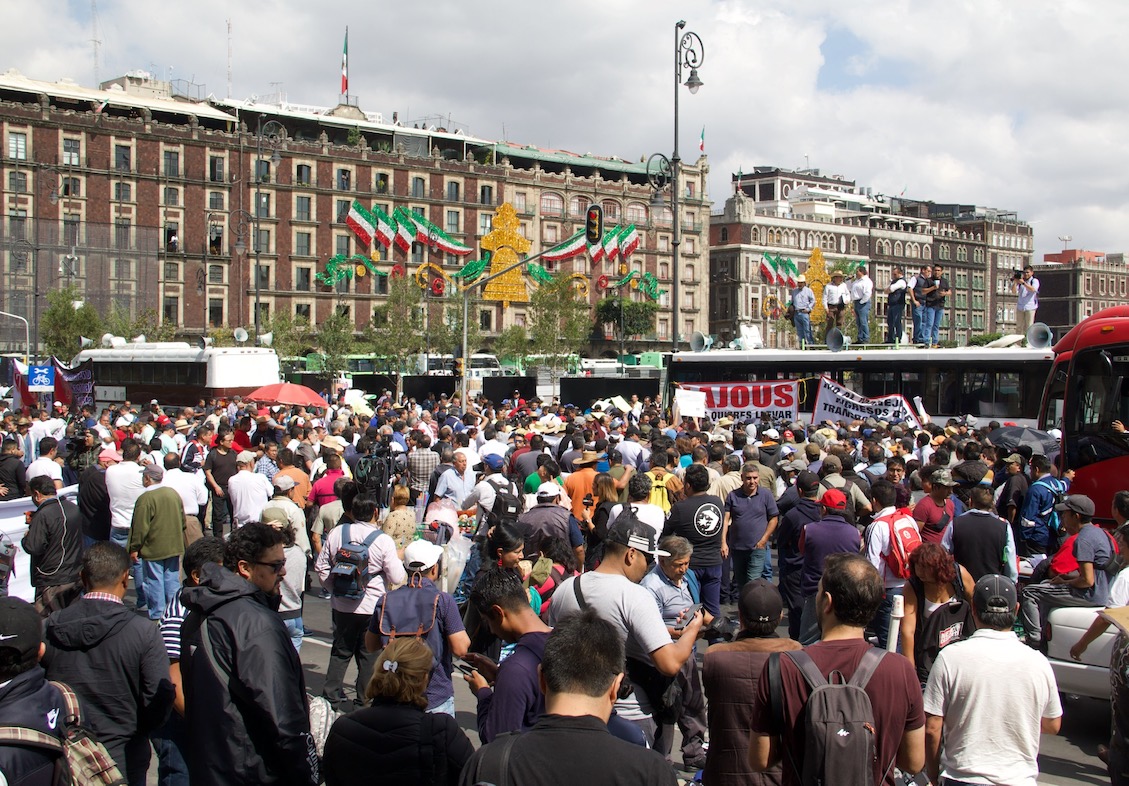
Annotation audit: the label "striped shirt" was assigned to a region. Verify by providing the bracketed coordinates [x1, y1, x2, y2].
[82, 591, 123, 605]
[160, 590, 189, 660]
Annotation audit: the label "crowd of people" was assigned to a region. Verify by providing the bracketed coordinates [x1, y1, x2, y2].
[0, 387, 1122, 785]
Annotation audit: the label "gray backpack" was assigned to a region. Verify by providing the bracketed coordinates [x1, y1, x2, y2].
[769, 647, 889, 786]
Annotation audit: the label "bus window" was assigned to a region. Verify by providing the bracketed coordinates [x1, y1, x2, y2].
[1040, 365, 1067, 432]
[1066, 348, 1129, 467]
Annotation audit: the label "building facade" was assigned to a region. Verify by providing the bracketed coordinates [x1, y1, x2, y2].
[0, 70, 709, 357]
[1036, 250, 1129, 337]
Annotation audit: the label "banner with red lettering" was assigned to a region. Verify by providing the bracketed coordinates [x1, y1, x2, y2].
[677, 381, 799, 424]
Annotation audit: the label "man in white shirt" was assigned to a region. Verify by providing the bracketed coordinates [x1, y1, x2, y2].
[924, 574, 1061, 786]
[821, 270, 850, 341]
[227, 451, 274, 527]
[104, 439, 148, 609]
[863, 481, 914, 647]
[434, 451, 475, 508]
[478, 426, 510, 460]
[160, 453, 209, 544]
[25, 437, 64, 490]
[850, 265, 875, 344]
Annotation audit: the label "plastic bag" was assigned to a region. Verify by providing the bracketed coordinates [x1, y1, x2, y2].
[442, 530, 473, 596]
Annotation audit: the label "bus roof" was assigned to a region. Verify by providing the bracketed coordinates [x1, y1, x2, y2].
[73, 346, 278, 363]
[670, 346, 1053, 366]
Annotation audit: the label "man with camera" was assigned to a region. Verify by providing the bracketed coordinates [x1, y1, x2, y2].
[1015, 265, 1040, 338]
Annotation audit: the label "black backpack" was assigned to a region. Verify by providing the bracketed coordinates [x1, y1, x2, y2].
[821, 478, 858, 526]
[769, 647, 890, 786]
[909, 567, 974, 684]
[329, 523, 381, 599]
[490, 476, 524, 524]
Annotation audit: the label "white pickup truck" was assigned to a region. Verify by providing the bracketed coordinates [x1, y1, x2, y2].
[1044, 605, 1117, 700]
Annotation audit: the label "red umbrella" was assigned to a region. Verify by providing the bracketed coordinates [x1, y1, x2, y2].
[246, 382, 327, 409]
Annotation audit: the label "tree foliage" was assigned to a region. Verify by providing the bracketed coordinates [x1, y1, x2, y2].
[493, 325, 531, 366]
[432, 298, 483, 360]
[364, 275, 424, 371]
[594, 296, 659, 342]
[315, 311, 356, 382]
[529, 276, 590, 373]
[104, 306, 176, 344]
[40, 286, 102, 360]
[257, 311, 311, 360]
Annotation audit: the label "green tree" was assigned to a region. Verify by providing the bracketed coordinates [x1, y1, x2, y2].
[594, 296, 659, 345]
[364, 275, 425, 372]
[493, 324, 531, 368]
[104, 306, 176, 343]
[257, 311, 311, 360]
[529, 276, 590, 379]
[40, 286, 103, 360]
[315, 310, 355, 383]
[432, 298, 483, 360]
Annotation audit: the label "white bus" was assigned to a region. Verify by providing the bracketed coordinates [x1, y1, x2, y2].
[668, 345, 1053, 424]
[72, 343, 280, 407]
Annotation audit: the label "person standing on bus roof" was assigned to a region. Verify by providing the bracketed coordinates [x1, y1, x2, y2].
[887, 265, 909, 345]
[909, 264, 934, 345]
[821, 271, 849, 341]
[926, 264, 951, 348]
[850, 265, 874, 344]
[1015, 265, 1041, 338]
[791, 275, 815, 347]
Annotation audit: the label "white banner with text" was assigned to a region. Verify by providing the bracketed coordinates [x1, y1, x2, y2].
[811, 375, 921, 428]
[677, 381, 800, 424]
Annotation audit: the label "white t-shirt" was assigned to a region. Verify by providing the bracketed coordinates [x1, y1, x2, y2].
[227, 470, 274, 526]
[864, 506, 909, 589]
[105, 461, 146, 532]
[1108, 567, 1129, 608]
[25, 457, 62, 484]
[923, 629, 1062, 786]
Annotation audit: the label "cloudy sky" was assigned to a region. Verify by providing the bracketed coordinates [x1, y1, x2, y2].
[6, 0, 1128, 262]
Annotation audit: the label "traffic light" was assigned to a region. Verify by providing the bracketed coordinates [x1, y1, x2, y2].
[454, 358, 465, 378]
[585, 205, 603, 245]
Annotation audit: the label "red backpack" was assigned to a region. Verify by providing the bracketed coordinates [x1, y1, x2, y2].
[876, 507, 922, 579]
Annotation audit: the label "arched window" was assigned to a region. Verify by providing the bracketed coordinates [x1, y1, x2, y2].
[656, 207, 672, 226]
[569, 195, 588, 217]
[626, 202, 648, 223]
[750, 227, 759, 243]
[923, 245, 932, 260]
[850, 237, 859, 254]
[601, 199, 621, 221]
[720, 227, 729, 243]
[894, 241, 903, 256]
[539, 192, 563, 216]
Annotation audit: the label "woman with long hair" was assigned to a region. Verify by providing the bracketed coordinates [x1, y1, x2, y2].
[322, 637, 474, 785]
[900, 542, 975, 684]
[579, 472, 618, 570]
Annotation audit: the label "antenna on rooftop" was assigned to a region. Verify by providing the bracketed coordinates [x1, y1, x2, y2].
[1057, 235, 1072, 251]
[226, 19, 233, 99]
[90, 0, 101, 86]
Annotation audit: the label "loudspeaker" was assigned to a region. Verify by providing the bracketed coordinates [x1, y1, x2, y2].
[826, 328, 845, 352]
[233, 327, 249, 343]
[101, 333, 115, 348]
[1026, 322, 1052, 349]
[197, 336, 214, 349]
[131, 334, 146, 343]
[79, 336, 94, 349]
[690, 331, 714, 352]
[258, 332, 273, 347]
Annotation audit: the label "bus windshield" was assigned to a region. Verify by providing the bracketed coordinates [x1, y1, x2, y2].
[1065, 345, 1129, 467]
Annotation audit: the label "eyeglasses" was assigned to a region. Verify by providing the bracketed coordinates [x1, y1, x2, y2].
[251, 559, 286, 574]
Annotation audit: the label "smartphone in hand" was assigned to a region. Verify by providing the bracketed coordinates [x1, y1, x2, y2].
[674, 603, 703, 630]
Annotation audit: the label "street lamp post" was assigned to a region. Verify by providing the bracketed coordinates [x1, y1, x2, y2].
[231, 210, 252, 330]
[669, 20, 704, 353]
[254, 119, 286, 335]
[647, 153, 672, 348]
[12, 239, 36, 363]
[0, 311, 30, 364]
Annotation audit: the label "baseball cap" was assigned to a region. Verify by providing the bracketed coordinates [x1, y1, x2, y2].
[536, 481, 563, 500]
[605, 515, 670, 558]
[236, 450, 257, 465]
[142, 463, 165, 481]
[821, 488, 848, 510]
[1003, 453, 1024, 465]
[931, 469, 958, 487]
[481, 453, 505, 471]
[273, 474, 297, 491]
[796, 470, 820, 495]
[0, 598, 42, 670]
[403, 540, 444, 572]
[98, 447, 123, 463]
[1054, 494, 1095, 518]
[972, 574, 1018, 615]
[738, 579, 783, 624]
[762, 428, 781, 440]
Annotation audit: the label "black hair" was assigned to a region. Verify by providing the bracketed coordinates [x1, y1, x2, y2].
[184, 537, 225, 579]
[978, 608, 1017, 631]
[541, 608, 624, 698]
[334, 478, 359, 510]
[351, 495, 378, 523]
[485, 521, 524, 560]
[867, 444, 883, 464]
[82, 541, 130, 589]
[820, 553, 883, 628]
[1115, 490, 1129, 522]
[722, 454, 742, 473]
[28, 476, 56, 497]
[540, 536, 579, 573]
[120, 440, 142, 462]
[870, 480, 896, 510]
[1031, 454, 1052, 475]
[470, 566, 530, 618]
[627, 472, 653, 502]
[684, 463, 710, 493]
[223, 522, 288, 572]
[38, 437, 58, 455]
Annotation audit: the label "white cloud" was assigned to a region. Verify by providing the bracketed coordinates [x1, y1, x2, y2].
[3, 0, 1126, 262]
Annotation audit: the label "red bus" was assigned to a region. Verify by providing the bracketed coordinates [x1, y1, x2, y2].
[1039, 305, 1129, 526]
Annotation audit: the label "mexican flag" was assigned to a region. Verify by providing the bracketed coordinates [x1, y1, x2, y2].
[601, 227, 620, 262]
[759, 255, 779, 285]
[341, 29, 349, 94]
[619, 225, 641, 259]
[402, 210, 473, 256]
[588, 237, 604, 263]
[543, 230, 587, 262]
[780, 257, 799, 288]
[370, 205, 396, 250]
[391, 208, 414, 253]
[345, 201, 374, 247]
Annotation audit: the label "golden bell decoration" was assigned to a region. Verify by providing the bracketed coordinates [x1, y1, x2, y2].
[807, 247, 830, 324]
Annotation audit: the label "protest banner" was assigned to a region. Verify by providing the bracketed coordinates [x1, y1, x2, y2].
[811, 375, 921, 427]
[678, 381, 799, 424]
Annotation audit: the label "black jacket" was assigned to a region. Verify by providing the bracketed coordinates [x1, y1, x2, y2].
[41, 598, 173, 775]
[0, 666, 67, 786]
[21, 497, 84, 589]
[322, 699, 474, 786]
[180, 563, 319, 786]
[76, 465, 112, 541]
[0, 453, 27, 500]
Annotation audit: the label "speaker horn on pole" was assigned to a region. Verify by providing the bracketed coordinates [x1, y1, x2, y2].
[1026, 322, 1052, 349]
[690, 331, 714, 352]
